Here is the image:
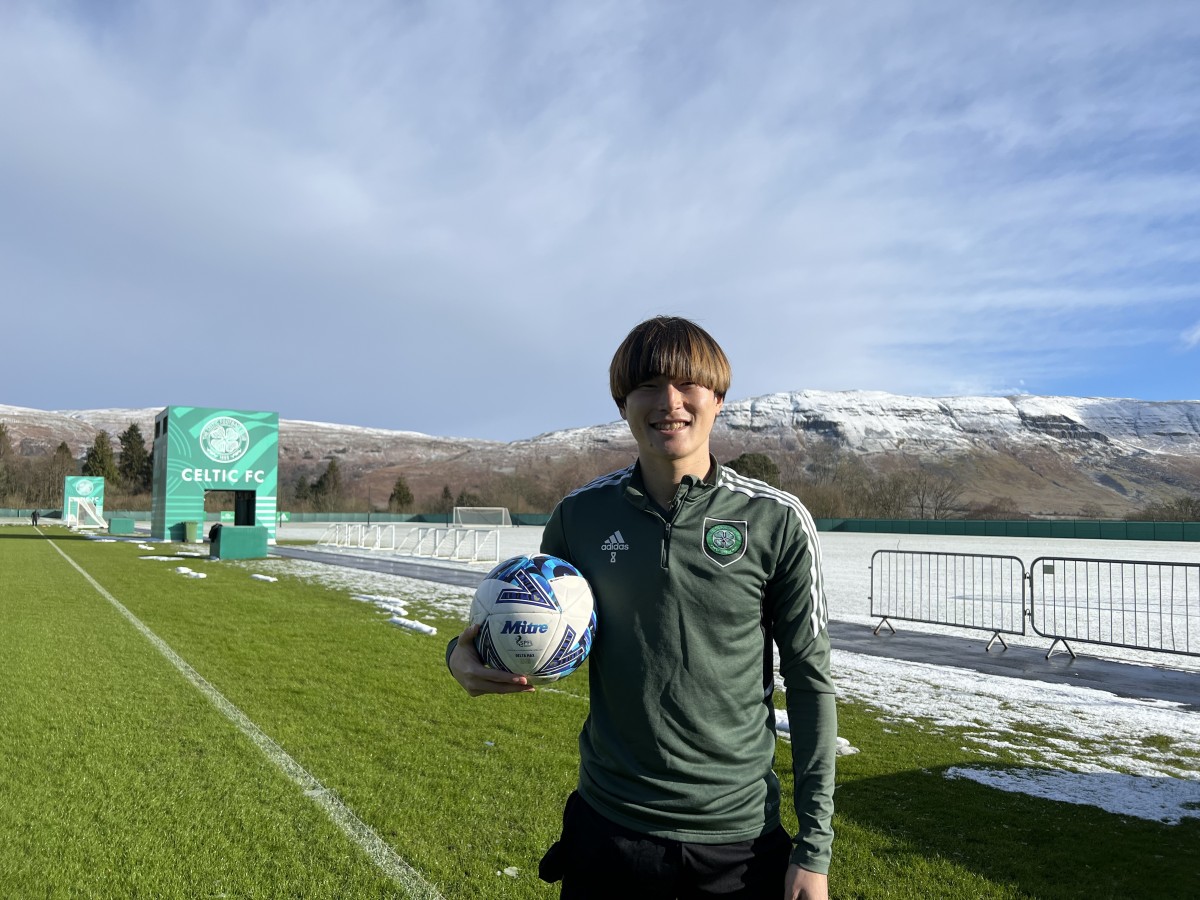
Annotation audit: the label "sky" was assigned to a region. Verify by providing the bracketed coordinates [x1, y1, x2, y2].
[3, 1, 1199, 441]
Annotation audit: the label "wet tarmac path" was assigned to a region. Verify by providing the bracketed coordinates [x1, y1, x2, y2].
[273, 545, 1200, 711]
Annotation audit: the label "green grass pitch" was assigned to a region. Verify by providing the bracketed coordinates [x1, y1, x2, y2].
[1, 526, 1195, 898]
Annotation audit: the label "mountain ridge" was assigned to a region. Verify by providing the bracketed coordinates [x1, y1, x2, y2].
[3, 390, 1199, 517]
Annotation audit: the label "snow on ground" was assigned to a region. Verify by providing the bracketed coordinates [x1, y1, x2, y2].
[239, 556, 472, 634]
[831, 650, 1200, 824]
[245, 528, 1200, 825]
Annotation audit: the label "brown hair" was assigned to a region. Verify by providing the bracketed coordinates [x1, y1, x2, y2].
[609, 316, 731, 409]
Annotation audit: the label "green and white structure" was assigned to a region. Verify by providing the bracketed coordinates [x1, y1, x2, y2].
[62, 476, 106, 528]
[151, 407, 279, 543]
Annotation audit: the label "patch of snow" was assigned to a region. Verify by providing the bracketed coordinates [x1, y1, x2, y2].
[946, 766, 1200, 824]
[388, 616, 436, 635]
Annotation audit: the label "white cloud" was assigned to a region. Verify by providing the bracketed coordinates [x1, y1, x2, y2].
[1183, 322, 1200, 350]
[2, 2, 1199, 436]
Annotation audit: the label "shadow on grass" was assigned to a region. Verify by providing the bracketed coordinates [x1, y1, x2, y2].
[834, 764, 1199, 899]
[0, 530, 93, 541]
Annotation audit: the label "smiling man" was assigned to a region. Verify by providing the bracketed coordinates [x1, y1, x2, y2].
[449, 316, 836, 899]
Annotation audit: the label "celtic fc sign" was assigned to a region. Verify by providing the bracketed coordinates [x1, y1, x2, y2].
[150, 406, 279, 542]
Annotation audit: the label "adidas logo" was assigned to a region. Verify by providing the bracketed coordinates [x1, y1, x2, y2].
[601, 530, 630, 552]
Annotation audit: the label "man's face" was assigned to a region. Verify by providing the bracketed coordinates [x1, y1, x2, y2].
[620, 375, 724, 470]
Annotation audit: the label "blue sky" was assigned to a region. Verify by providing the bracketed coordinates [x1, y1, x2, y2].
[3, 1, 1198, 441]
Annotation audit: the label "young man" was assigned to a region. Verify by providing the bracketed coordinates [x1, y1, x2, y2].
[449, 316, 836, 899]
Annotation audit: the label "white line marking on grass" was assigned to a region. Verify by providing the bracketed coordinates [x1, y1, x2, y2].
[48, 541, 445, 900]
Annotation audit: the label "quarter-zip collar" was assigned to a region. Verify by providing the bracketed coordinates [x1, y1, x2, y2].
[623, 456, 721, 517]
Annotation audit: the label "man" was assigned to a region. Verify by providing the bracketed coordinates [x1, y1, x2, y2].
[449, 316, 836, 899]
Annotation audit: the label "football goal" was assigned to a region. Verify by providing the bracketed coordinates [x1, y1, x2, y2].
[452, 506, 512, 527]
[67, 498, 107, 530]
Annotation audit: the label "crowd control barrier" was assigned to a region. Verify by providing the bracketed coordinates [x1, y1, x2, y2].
[1029, 556, 1199, 659]
[869, 551, 1026, 650]
[870, 550, 1200, 659]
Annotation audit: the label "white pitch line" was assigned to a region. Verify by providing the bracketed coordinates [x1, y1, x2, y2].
[48, 540, 444, 900]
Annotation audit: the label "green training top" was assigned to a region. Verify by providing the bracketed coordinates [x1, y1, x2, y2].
[540, 458, 837, 873]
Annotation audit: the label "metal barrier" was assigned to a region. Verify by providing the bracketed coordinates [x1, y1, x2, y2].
[869, 549, 1200, 659]
[317, 523, 499, 563]
[869, 550, 1026, 650]
[1029, 556, 1199, 659]
[398, 527, 500, 563]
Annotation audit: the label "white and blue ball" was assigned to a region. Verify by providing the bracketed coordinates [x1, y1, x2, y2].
[472, 554, 596, 683]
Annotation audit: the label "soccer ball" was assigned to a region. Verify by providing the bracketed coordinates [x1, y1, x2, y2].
[472, 554, 596, 683]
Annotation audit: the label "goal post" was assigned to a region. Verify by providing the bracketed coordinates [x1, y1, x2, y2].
[69, 498, 108, 530]
[452, 506, 512, 527]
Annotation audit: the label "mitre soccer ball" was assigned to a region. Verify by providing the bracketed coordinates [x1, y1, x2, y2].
[472, 554, 596, 683]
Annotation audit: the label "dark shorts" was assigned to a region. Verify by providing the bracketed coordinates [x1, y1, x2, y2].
[539, 792, 793, 899]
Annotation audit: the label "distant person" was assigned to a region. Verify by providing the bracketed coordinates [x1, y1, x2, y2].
[448, 315, 837, 899]
[31, 509, 39, 526]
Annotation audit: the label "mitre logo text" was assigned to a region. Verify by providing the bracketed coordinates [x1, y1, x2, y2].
[500, 620, 549, 635]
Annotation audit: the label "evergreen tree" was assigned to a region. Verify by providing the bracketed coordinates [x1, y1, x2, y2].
[117, 423, 152, 491]
[724, 452, 780, 487]
[437, 484, 454, 515]
[388, 476, 414, 512]
[454, 489, 485, 508]
[312, 459, 343, 511]
[0, 423, 12, 501]
[51, 441, 75, 475]
[82, 431, 119, 482]
[294, 474, 311, 504]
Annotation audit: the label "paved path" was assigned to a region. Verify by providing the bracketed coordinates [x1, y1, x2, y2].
[274, 545, 1200, 710]
[827, 620, 1200, 712]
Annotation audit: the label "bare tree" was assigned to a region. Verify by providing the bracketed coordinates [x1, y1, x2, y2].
[792, 482, 846, 518]
[869, 469, 916, 519]
[909, 467, 965, 519]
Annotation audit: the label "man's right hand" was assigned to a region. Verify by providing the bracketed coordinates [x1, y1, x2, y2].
[448, 623, 537, 696]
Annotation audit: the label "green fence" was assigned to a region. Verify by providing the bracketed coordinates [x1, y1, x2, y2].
[277, 512, 552, 527]
[813, 518, 1200, 542]
[1, 509, 553, 526]
[8, 508, 1192, 541]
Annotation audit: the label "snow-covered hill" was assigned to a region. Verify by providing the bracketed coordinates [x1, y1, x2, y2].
[525, 391, 1200, 456]
[4, 391, 1197, 458]
[3, 390, 1198, 516]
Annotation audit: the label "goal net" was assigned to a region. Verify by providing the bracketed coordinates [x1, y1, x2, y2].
[68, 498, 107, 530]
[452, 506, 512, 527]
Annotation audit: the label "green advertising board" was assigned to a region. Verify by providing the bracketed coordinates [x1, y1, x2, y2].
[150, 407, 279, 543]
[62, 476, 105, 526]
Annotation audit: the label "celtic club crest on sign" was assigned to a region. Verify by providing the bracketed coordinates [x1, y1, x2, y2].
[703, 518, 747, 567]
[199, 416, 251, 464]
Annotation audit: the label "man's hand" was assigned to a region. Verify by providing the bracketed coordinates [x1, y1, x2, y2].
[448, 623, 536, 696]
[785, 864, 828, 900]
